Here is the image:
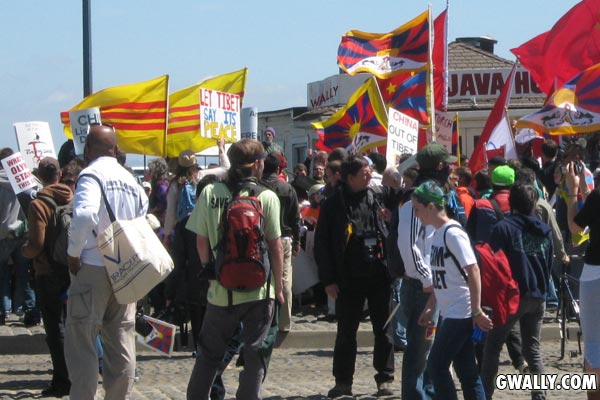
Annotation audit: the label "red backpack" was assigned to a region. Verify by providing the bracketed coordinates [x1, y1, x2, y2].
[215, 183, 270, 292]
[475, 242, 520, 325]
[444, 225, 520, 325]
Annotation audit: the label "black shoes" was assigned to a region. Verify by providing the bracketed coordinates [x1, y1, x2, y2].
[23, 312, 41, 327]
[327, 383, 353, 398]
[41, 385, 70, 398]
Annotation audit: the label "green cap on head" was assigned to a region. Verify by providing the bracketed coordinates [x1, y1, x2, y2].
[491, 165, 515, 187]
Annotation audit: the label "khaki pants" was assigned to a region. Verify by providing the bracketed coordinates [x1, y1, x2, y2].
[64, 263, 136, 400]
[279, 238, 293, 331]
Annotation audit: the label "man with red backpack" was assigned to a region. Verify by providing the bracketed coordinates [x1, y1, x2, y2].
[185, 139, 283, 400]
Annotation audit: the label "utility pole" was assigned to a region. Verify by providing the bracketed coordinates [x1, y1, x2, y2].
[83, 0, 92, 97]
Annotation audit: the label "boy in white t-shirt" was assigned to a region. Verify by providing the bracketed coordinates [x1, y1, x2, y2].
[413, 181, 492, 400]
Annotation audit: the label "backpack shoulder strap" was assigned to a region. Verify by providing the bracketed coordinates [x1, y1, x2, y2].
[443, 224, 468, 283]
[489, 198, 505, 221]
[36, 194, 58, 210]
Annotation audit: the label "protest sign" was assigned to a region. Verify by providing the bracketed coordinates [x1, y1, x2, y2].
[136, 315, 176, 356]
[69, 107, 101, 155]
[428, 111, 455, 153]
[200, 89, 240, 142]
[0, 152, 37, 194]
[386, 107, 419, 166]
[13, 121, 56, 169]
[241, 107, 258, 140]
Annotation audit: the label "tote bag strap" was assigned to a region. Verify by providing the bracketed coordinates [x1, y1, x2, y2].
[77, 173, 116, 223]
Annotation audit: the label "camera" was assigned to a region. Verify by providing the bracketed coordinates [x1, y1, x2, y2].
[357, 231, 385, 262]
[574, 161, 584, 175]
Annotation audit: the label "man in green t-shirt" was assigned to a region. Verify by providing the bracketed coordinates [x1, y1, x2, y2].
[186, 139, 283, 400]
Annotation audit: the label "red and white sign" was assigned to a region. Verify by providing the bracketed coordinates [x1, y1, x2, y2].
[0, 152, 37, 194]
[386, 107, 419, 166]
[448, 68, 544, 100]
[13, 121, 56, 170]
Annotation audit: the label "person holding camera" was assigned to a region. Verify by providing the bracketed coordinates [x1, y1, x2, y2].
[315, 155, 395, 398]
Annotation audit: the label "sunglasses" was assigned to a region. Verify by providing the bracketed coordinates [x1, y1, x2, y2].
[61, 179, 76, 186]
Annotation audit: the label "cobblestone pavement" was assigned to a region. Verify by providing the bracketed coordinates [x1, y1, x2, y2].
[0, 338, 587, 399]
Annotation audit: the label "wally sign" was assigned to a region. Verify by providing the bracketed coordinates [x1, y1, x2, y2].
[200, 89, 240, 142]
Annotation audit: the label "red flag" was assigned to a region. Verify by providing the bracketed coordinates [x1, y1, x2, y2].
[511, 0, 600, 95]
[377, 71, 428, 125]
[433, 9, 448, 110]
[469, 63, 519, 173]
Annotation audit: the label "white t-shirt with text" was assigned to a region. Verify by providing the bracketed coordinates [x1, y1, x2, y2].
[430, 220, 477, 319]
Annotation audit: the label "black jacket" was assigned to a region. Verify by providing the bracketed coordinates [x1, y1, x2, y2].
[261, 173, 301, 243]
[314, 185, 388, 287]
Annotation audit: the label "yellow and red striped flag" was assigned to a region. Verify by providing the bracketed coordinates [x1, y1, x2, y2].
[60, 75, 169, 156]
[166, 67, 247, 157]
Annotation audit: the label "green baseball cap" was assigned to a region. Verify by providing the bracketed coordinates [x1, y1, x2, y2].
[491, 165, 515, 187]
[416, 143, 458, 171]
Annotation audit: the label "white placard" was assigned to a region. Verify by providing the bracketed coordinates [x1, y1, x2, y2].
[386, 107, 419, 167]
[199, 89, 240, 142]
[427, 111, 455, 153]
[240, 107, 258, 140]
[0, 152, 37, 194]
[69, 107, 101, 155]
[13, 121, 57, 170]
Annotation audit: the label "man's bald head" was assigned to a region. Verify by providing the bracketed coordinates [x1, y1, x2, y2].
[85, 124, 118, 162]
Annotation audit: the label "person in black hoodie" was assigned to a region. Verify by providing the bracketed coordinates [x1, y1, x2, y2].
[480, 184, 553, 400]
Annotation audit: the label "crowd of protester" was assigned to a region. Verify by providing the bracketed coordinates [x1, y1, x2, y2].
[4, 125, 600, 399]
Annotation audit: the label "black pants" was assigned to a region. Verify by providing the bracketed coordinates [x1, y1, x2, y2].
[333, 270, 394, 385]
[36, 272, 70, 389]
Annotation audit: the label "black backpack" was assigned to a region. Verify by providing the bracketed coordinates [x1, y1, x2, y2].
[36, 195, 72, 268]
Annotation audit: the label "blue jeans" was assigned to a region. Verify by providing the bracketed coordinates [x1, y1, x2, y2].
[400, 278, 438, 400]
[481, 297, 546, 400]
[428, 317, 485, 400]
[0, 237, 36, 315]
[391, 280, 407, 348]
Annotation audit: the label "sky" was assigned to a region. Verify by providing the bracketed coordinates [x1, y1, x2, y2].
[1, 0, 581, 166]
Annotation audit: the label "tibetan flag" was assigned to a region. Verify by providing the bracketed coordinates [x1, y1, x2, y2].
[377, 71, 428, 125]
[511, 0, 600, 95]
[337, 10, 429, 78]
[166, 67, 247, 157]
[136, 315, 176, 356]
[313, 77, 388, 154]
[470, 63, 518, 173]
[60, 75, 169, 156]
[433, 9, 449, 110]
[516, 63, 600, 135]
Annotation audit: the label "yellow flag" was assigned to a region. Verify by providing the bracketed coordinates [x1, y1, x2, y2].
[166, 67, 247, 157]
[60, 75, 169, 156]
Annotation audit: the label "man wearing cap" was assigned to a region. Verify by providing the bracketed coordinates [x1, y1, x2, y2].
[22, 157, 73, 397]
[262, 127, 284, 154]
[261, 153, 301, 332]
[65, 124, 148, 399]
[396, 143, 456, 400]
[466, 165, 515, 244]
[186, 139, 283, 399]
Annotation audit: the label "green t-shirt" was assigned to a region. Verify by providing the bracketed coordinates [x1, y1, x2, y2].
[186, 181, 281, 306]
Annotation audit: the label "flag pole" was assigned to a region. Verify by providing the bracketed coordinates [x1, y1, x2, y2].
[456, 112, 461, 165]
[428, 4, 436, 141]
[163, 75, 170, 158]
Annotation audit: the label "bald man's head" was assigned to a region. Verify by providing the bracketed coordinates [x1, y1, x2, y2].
[85, 124, 118, 162]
